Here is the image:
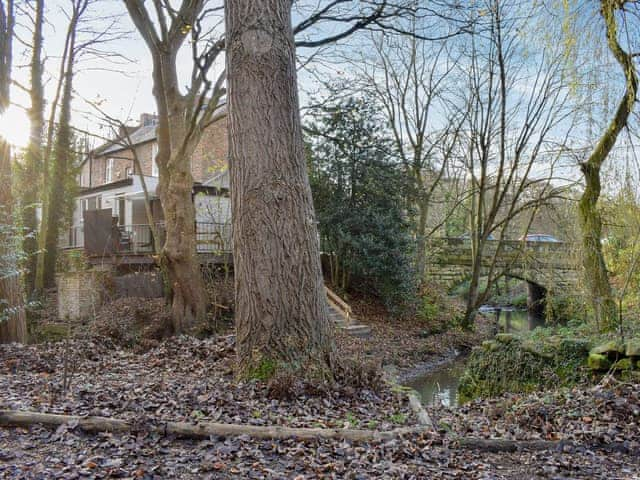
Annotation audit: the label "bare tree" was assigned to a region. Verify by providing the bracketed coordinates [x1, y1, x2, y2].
[122, 0, 226, 332]
[346, 31, 466, 281]
[455, 0, 576, 327]
[40, 0, 88, 288]
[37, 0, 129, 289]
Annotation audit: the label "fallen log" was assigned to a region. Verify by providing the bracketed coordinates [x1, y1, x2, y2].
[454, 436, 639, 455]
[3, 410, 637, 455]
[0, 410, 423, 442]
[455, 437, 559, 452]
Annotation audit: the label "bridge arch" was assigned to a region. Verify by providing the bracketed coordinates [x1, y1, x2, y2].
[425, 238, 580, 325]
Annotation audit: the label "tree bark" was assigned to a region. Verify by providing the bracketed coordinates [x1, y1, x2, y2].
[225, 0, 335, 376]
[578, 0, 638, 330]
[0, 273, 27, 343]
[41, 4, 79, 288]
[151, 60, 206, 332]
[21, 0, 44, 296]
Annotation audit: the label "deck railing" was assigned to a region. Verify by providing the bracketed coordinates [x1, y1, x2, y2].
[60, 221, 231, 255]
[59, 225, 85, 249]
[196, 222, 232, 253]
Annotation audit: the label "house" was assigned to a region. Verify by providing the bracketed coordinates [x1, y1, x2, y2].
[61, 107, 232, 257]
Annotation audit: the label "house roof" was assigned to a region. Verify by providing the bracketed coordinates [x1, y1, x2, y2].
[88, 103, 228, 163]
[77, 178, 134, 196]
[98, 123, 158, 156]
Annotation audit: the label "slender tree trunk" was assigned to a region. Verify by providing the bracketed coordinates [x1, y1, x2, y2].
[42, 26, 76, 288]
[34, 0, 73, 292]
[21, 0, 44, 296]
[415, 202, 428, 283]
[226, 0, 334, 376]
[578, 0, 638, 330]
[464, 252, 482, 328]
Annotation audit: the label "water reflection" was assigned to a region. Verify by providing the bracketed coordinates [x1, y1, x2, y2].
[404, 356, 468, 407]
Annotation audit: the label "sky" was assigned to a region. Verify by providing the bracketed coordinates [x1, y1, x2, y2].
[0, 0, 353, 150]
[2, 0, 210, 149]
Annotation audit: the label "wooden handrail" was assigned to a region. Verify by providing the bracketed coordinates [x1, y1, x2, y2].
[325, 286, 352, 324]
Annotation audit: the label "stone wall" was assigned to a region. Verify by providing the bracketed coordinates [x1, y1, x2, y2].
[425, 238, 580, 291]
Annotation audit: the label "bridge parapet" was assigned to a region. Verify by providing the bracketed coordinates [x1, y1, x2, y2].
[425, 238, 581, 291]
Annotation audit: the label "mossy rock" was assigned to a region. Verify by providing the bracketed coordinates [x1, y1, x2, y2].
[625, 338, 640, 357]
[482, 340, 499, 352]
[521, 340, 553, 359]
[495, 333, 518, 344]
[545, 335, 564, 348]
[590, 340, 625, 357]
[612, 358, 633, 371]
[587, 353, 612, 371]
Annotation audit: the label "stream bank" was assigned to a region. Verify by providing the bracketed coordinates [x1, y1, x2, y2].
[403, 307, 530, 407]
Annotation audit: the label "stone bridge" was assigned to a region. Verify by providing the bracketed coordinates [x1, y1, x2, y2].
[426, 237, 581, 322]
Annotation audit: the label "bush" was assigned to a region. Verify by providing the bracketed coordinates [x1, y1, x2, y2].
[307, 95, 416, 310]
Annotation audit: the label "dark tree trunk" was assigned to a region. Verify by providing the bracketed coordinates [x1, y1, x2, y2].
[42, 23, 76, 288]
[21, 0, 44, 296]
[226, 0, 335, 376]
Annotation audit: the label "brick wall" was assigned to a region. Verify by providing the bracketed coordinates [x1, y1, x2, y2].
[134, 142, 155, 177]
[86, 116, 228, 187]
[192, 117, 228, 183]
[57, 270, 108, 321]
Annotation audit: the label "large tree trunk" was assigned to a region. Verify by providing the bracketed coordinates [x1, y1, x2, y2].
[157, 149, 206, 332]
[21, 0, 44, 296]
[578, 0, 638, 330]
[226, 0, 335, 376]
[121, 0, 210, 333]
[150, 60, 207, 333]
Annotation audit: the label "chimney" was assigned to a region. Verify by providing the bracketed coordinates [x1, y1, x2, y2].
[140, 113, 159, 127]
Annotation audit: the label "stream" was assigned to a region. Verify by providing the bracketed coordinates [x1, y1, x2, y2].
[406, 307, 530, 407]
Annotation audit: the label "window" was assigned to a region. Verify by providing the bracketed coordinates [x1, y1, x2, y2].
[151, 142, 159, 177]
[125, 166, 132, 177]
[106, 158, 114, 183]
[80, 195, 101, 216]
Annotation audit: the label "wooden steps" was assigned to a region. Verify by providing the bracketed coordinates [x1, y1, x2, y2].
[325, 286, 371, 338]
